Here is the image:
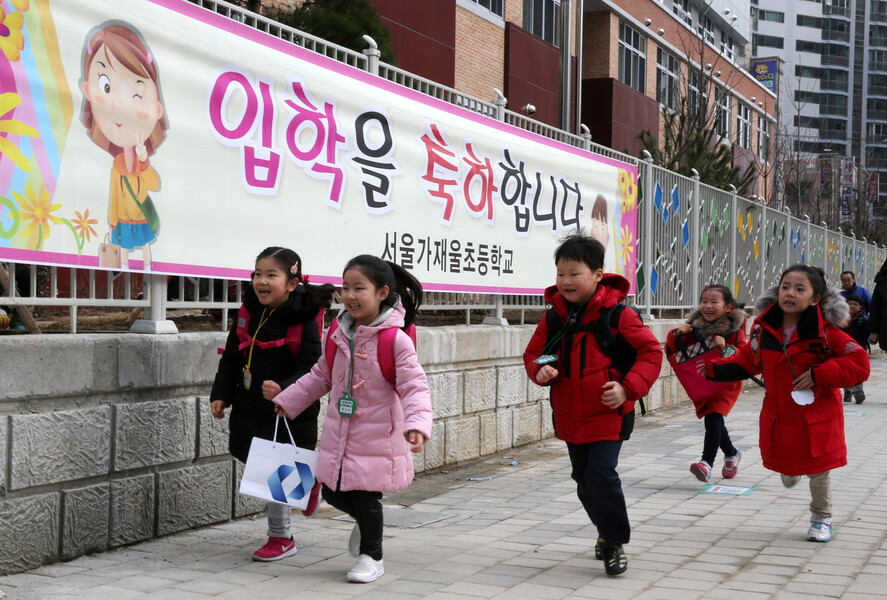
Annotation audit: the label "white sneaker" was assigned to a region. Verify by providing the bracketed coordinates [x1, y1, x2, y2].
[781, 474, 802, 488]
[347, 554, 384, 583]
[348, 523, 360, 557]
[807, 515, 832, 542]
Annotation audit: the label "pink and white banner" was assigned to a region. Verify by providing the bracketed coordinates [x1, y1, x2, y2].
[0, 0, 638, 293]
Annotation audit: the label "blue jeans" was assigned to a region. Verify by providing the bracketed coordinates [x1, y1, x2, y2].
[566, 440, 630, 547]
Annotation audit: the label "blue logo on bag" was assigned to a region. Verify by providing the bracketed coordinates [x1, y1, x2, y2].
[267, 462, 314, 503]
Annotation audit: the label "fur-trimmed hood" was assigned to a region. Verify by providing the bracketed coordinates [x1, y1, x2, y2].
[685, 306, 748, 338]
[754, 284, 850, 328]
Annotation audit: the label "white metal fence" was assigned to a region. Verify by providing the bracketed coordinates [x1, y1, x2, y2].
[3, 0, 884, 332]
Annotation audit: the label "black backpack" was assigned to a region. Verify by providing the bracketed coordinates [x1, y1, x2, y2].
[545, 302, 648, 415]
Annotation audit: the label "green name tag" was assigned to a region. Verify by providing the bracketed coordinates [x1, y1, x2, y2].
[534, 354, 558, 365]
[338, 393, 355, 418]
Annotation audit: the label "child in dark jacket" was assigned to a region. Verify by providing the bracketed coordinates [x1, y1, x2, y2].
[702, 265, 869, 543]
[211, 247, 334, 562]
[523, 234, 662, 576]
[842, 294, 870, 404]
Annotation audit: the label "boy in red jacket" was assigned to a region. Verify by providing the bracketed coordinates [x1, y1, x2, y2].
[524, 234, 662, 576]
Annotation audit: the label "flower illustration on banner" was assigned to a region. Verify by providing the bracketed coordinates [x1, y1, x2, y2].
[0, 92, 38, 171]
[617, 225, 634, 271]
[10, 0, 30, 11]
[0, 7, 25, 61]
[13, 183, 62, 249]
[72, 209, 98, 243]
[617, 169, 637, 214]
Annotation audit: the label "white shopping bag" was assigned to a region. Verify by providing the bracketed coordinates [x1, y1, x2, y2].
[239, 416, 318, 509]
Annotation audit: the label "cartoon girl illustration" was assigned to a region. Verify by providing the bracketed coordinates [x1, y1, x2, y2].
[80, 23, 167, 270]
[589, 194, 610, 247]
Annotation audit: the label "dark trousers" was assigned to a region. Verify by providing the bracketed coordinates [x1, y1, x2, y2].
[566, 440, 630, 547]
[701, 413, 736, 466]
[322, 485, 384, 560]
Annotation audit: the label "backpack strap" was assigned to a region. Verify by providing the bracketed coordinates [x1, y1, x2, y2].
[377, 328, 399, 388]
[324, 318, 339, 374]
[286, 308, 325, 361]
[593, 304, 648, 415]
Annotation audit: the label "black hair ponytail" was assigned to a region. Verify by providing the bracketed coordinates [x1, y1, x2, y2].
[256, 246, 334, 310]
[343, 255, 423, 329]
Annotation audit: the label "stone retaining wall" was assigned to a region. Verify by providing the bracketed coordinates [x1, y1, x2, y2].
[0, 320, 687, 574]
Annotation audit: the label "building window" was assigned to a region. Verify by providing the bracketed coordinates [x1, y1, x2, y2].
[795, 65, 822, 79]
[758, 9, 785, 22]
[466, 0, 504, 17]
[524, 0, 561, 45]
[797, 15, 821, 28]
[796, 40, 821, 54]
[618, 21, 646, 94]
[720, 31, 735, 60]
[688, 70, 708, 116]
[737, 104, 750, 149]
[697, 17, 715, 45]
[754, 34, 784, 49]
[758, 117, 770, 162]
[656, 48, 679, 109]
[716, 90, 731, 138]
[673, 0, 692, 26]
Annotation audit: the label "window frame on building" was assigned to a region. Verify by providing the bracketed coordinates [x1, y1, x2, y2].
[737, 103, 750, 149]
[618, 21, 647, 94]
[524, 0, 561, 45]
[758, 117, 770, 163]
[464, 0, 504, 18]
[672, 0, 693, 27]
[715, 89, 731, 139]
[656, 47, 680, 110]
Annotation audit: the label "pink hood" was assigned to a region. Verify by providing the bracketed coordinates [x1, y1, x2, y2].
[273, 300, 433, 493]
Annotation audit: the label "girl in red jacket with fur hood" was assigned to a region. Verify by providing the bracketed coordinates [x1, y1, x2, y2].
[666, 284, 747, 482]
[703, 265, 869, 543]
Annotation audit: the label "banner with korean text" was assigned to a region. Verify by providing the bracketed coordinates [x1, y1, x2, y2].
[0, 0, 638, 293]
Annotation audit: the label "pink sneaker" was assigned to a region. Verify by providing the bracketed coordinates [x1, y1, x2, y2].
[722, 450, 741, 479]
[252, 536, 297, 561]
[690, 461, 711, 482]
[301, 480, 322, 517]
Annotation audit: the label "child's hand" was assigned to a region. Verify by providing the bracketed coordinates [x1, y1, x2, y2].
[406, 430, 425, 453]
[870, 333, 879, 344]
[712, 335, 726, 349]
[262, 380, 282, 400]
[793, 369, 815, 391]
[210, 400, 226, 419]
[273, 403, 289, 418]
[676, 322, 692, 334]
[601, 381, 627, 409]
[536, 365, 558, 384]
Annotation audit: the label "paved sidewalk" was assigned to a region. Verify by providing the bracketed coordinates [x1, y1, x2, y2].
[3, 360, 887, 600]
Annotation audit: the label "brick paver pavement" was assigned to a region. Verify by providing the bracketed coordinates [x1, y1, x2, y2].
[2, 359, 887, 599]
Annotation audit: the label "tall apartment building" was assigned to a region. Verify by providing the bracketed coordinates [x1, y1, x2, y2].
[235, 0, 778, 195]
[752, 0, 887, 215]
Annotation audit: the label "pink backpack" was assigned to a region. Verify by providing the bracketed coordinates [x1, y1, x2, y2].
[324, 320, 417, 388]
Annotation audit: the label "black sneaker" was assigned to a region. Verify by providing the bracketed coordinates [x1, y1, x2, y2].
[594, 537, 604, 560]
[602, 545, 628, 575]
[843, 392, 852, 403]
[855, 393, 865, 405]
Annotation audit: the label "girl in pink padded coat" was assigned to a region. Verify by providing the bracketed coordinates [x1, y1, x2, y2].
[273, 255, 432, 584]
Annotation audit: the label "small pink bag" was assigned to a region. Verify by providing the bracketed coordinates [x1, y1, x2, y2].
[667, 330, 736, 406]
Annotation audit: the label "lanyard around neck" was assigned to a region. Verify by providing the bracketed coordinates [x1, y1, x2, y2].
[245, 306, 276, 371]
[540, 303, 586, 356]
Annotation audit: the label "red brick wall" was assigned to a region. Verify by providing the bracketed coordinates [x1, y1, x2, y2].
[454, 6, 505, 102]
